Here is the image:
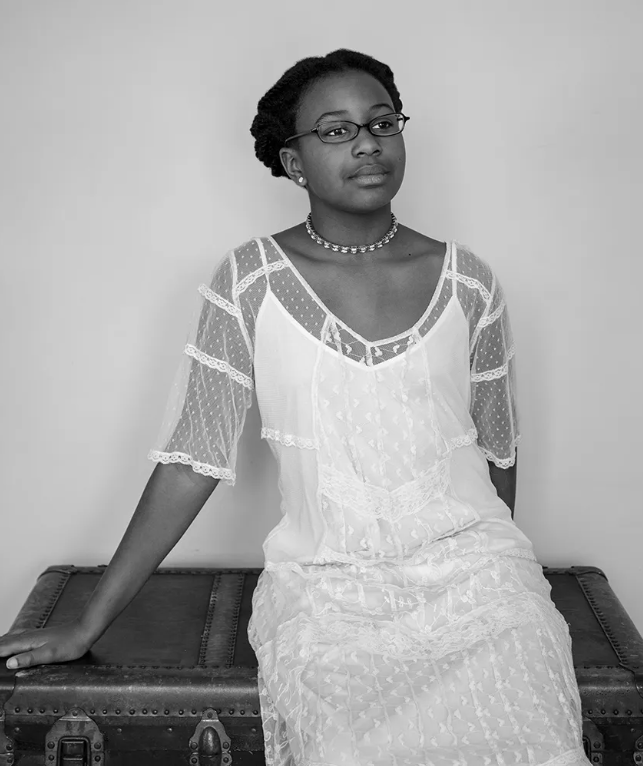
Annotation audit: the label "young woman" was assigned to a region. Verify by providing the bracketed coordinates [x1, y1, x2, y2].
[0, 50, 590, 766]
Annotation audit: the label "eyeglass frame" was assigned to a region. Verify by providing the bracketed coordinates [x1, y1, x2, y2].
[283, 112, 410, 145]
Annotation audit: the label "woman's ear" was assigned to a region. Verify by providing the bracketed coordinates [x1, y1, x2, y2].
[279, 147, 306, 186]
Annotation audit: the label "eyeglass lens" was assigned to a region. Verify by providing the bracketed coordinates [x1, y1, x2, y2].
[317, 113, 406, 144]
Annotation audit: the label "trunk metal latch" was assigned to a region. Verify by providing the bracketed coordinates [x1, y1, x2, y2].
[45, 707, 104, 766]
[189, 708, 232, 766]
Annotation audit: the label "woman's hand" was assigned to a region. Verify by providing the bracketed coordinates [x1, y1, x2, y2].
[0, 621, 93, 670]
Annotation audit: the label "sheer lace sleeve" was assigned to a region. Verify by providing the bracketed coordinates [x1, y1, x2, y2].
[469, 268, 521, 469]
[148, 250, 254, 486]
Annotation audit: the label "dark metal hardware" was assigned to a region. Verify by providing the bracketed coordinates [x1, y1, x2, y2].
[582, 718, 603, 764]
[189, 708, 232, 766]
[0, 710, 15, 766]
[59, 738, 88, 764]
[45, 708, 103, 766]
[635, 734, 643, 764]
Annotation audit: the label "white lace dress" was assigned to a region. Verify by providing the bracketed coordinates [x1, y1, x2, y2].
[149, 237, 590, 766]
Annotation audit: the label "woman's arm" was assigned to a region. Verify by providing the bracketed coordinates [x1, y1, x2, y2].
[487, 450, 517, 518]
[0, 462, 219, 668]
[76, 461, 219, 643]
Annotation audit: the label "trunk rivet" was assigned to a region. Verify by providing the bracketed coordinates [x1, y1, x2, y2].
[152, 709, 158, 715]
[190, 757, 198, 765]
[40, 708, 45, 714]
[164, 710, 170, 715]
[48, 756, 55, 761]
[223, 742, 229, 749]
[190, 741, 198, 750]
[94, 742, 102, 749]
[142, 709, 148, 714]
[94, 756, 101, 762]
[129, 709, 135, 715]
[115, 709, 121, 715]
[47, 742, 55, 749]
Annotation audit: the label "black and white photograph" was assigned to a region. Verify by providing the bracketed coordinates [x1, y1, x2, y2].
[0, 2, 641, 764]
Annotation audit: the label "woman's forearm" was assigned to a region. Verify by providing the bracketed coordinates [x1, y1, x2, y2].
[487, 451, 517, 518]
[76, 462, 219, 644]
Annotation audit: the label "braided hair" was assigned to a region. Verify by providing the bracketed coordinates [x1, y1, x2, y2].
[250, 49, 403, 178]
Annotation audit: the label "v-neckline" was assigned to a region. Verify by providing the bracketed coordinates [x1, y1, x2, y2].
[266, 236, 453, 347]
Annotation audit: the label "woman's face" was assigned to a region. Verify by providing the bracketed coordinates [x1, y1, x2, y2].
[281, 69, 406, 214]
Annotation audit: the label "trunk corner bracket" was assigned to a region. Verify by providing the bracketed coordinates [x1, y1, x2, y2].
[0, 710, 15, 766]
[45, 707, 104, 766]
[189, 708, 232, 766]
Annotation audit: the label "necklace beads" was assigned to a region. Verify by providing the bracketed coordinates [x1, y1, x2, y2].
[305, 213, 398, 254]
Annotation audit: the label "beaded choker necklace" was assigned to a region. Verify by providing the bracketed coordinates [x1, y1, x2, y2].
[305, 213, 398, 254]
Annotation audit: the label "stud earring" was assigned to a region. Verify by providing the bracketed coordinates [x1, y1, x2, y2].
[298, 176, 305, 184]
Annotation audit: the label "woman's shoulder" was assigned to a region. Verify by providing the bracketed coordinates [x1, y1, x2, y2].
[218, 235, 282, 275]
[451, 241, 497, 293]
[399, 226, 491, 280]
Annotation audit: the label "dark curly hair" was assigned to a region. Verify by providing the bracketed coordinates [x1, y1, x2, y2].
[250, 49, 403, 178]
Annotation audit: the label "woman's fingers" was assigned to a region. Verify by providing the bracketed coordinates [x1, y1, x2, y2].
[0, 631, 48, 669]
[7, 646, 53, 669]
[0, 630, 40, 656]
[0, 624, 91, 669]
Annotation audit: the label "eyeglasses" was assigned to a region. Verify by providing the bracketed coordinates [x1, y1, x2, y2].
[284, 112, 410, 145]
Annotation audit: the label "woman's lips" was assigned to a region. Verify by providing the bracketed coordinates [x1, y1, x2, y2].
[351, 164, 388, 177]
[350, 165, 389, 186]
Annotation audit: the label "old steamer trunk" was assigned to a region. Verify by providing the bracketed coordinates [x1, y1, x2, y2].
[0, 567, 264, 766]
[1, 565, 642, 765]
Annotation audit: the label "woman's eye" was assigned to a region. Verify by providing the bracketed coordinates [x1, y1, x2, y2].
[373, 119, 393, 130]
[320, 124, 348, 138]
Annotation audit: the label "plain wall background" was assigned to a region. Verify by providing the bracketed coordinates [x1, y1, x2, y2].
[1, 0, 642, 636]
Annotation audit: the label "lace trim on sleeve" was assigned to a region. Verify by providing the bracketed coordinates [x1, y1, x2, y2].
[470, 344, 516, 382]
[447, 271, 492, 304]
[447, 427, 478, 450]
[184, 344, 254, 390]
[477, 298, 505, 328]
[147, 450, 235, 483]
[261, 428, 319, 450]
[197, 284, 241, 318]
[234, 261, 286, 298]
[478, 436, 521, 468]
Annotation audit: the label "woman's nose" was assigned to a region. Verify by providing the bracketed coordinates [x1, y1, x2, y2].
[352, 129, 382, 155]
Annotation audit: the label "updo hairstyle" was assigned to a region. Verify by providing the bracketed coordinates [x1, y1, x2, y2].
[250, 49, 403, 178]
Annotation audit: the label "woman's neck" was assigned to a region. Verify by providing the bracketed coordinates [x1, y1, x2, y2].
[307, 202, 393, 248]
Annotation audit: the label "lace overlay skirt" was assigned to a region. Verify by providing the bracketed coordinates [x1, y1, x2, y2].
[248, 553, 591, 766]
